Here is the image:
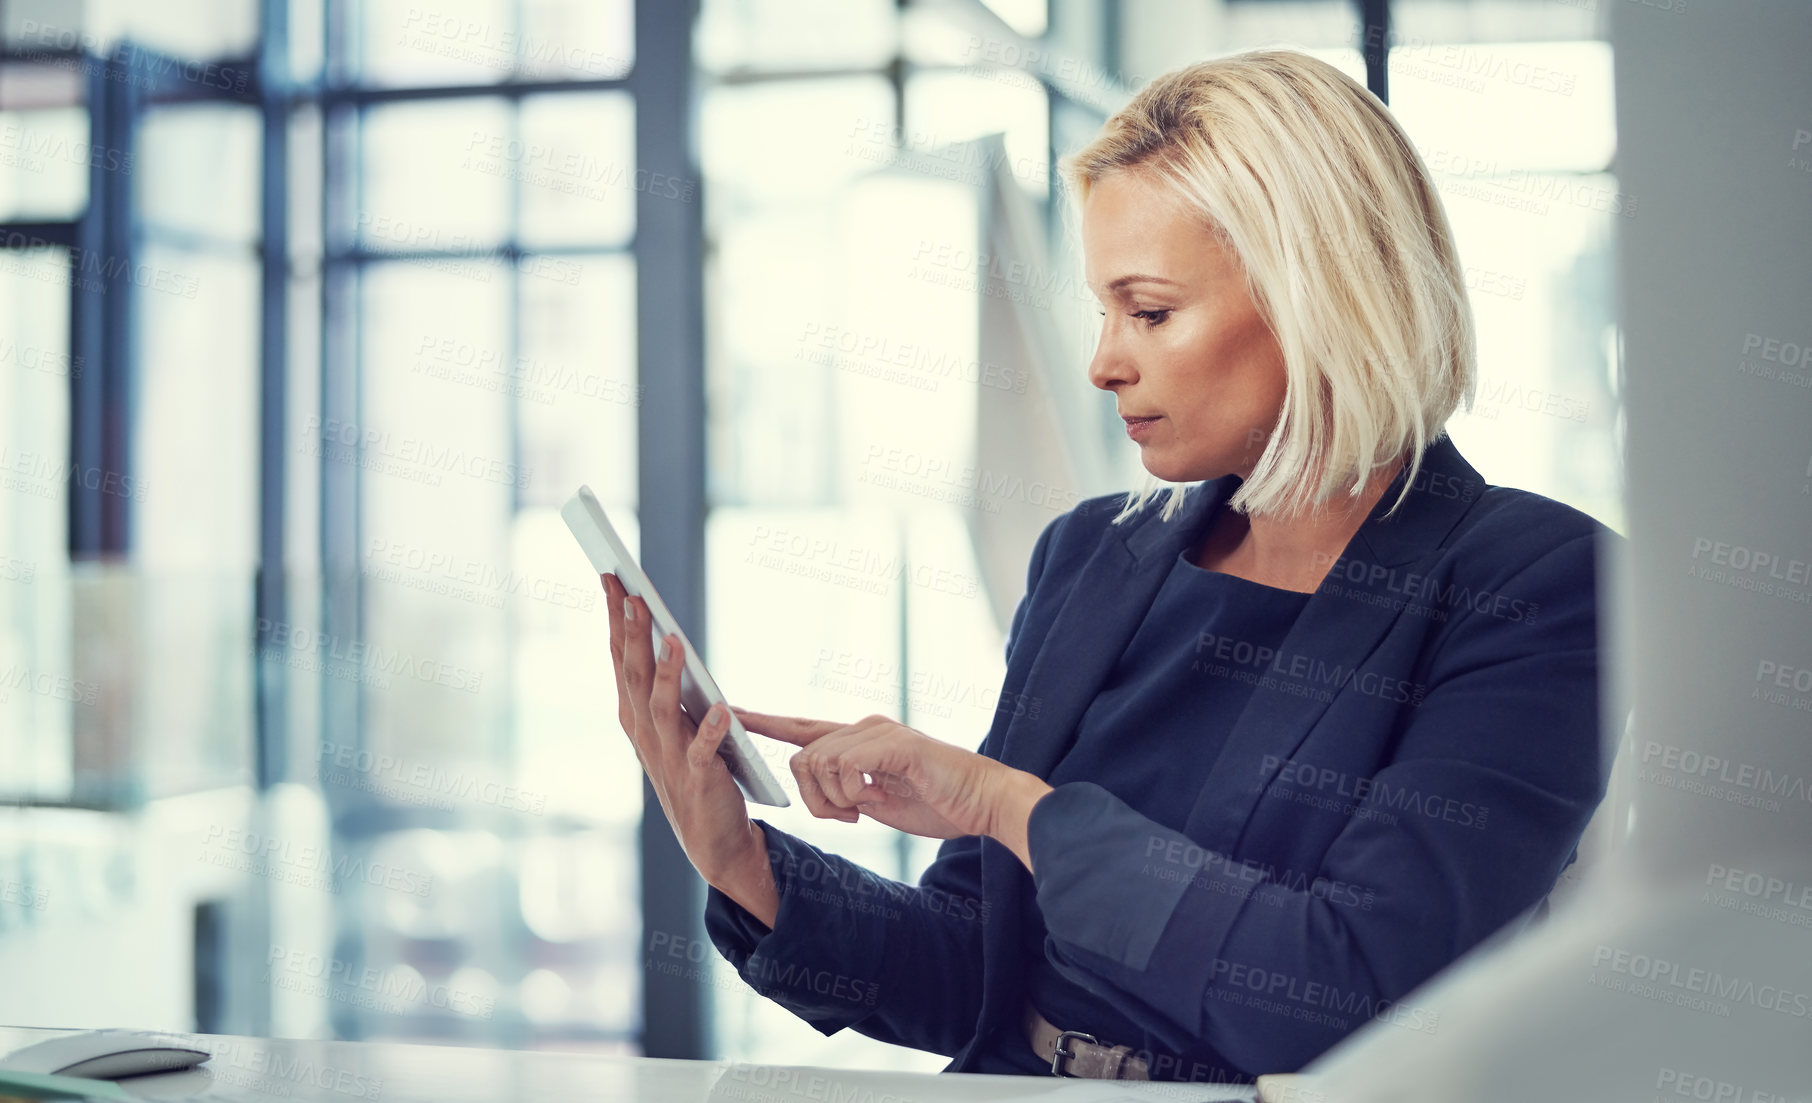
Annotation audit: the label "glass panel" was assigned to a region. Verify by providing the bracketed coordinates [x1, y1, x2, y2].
[358, 262, 513, 775]
[709, 209, 839, 508]
[139, 104, 261, 246]
[360, 0, 630, 85]
[359, 0, 512, 87]
[516, 93, 636, 250]
[1389, 40, 1613, 173]
[903, 70, 1051, 200]
[361, 99, 513, 253]
[697, 0, 896, 73]
[515, 254, 638, 509]
[518, 0, 634, 80]
[0, 249, 74, 801]
[0, 108, 90, 222]
[108, 0, 261, 61]
[290, 0, 325, 87]
[133, 246, 260, 797]
[980, 0, 1047, 39]
[700, 78, 895, 209]
[1219, 0, 1368, 52]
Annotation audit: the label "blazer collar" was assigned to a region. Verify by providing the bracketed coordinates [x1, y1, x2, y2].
[1117, 432, 1485, 570]
[996, 432, 1486, 794]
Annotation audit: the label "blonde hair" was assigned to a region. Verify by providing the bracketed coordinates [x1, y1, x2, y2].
[1060, 48, 1476, 524]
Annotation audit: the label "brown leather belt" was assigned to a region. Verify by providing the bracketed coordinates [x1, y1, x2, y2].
[1022, 1003, 1150, 1079]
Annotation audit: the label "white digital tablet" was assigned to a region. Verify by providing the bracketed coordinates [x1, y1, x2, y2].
[561, 485, 791, 807]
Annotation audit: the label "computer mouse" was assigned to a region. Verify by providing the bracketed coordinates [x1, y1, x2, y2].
[0, 1028, 211, 1079]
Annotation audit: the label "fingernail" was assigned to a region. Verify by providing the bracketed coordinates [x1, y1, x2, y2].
[706, 703, 722, 724]
[624, 597, 635, 621]
[659, 637, 671, 662]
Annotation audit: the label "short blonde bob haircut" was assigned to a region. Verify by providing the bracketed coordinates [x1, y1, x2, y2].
[1060, 49, 1476, 524]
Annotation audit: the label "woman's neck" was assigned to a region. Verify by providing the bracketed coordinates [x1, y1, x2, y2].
[1192, 459, 1406, 592]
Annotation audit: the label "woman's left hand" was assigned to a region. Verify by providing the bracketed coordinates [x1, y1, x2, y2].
[734, 708, 1050, 852]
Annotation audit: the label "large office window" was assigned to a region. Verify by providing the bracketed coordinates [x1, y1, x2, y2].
[299, 0, 646, 1049]
[0, 0, 1625, 1068]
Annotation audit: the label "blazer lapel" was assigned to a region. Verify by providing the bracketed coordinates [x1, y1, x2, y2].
[995, 477, 1229, 779]
[1183, 434, 1485, 846]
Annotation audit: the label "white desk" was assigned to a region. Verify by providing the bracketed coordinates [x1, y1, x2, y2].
[0, 1027, 1259, 1102]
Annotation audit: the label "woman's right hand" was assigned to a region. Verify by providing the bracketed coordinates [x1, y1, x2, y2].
[603, 572, 775, 921]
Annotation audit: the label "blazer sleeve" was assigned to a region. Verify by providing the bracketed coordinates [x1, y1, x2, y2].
[1021, 530, 1614, 1074]
[702, 504, 1067, 1055]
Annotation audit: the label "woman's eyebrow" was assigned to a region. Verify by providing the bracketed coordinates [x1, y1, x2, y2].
[1100, 274, 1180, 293]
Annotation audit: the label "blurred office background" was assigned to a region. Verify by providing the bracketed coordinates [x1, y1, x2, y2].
[0, 0, 1623, 1074]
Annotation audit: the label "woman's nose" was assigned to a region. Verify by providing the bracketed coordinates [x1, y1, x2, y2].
[1087, 322, 1133, 391]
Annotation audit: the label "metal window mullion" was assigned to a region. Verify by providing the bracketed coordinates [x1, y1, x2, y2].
[632, 0, 711, 1062]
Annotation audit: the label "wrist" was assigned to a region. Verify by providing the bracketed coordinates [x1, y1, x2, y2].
[707, 822, 773, 896]
[984, 767, 1053, 867]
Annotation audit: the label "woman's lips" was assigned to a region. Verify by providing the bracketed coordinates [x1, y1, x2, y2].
[1123, 416, 1160, 440]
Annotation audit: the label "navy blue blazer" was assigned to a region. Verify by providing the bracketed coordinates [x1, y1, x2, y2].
[705, 432, 1620, 1079]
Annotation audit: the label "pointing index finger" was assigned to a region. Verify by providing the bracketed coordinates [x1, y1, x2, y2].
[731, 707, 845, 747]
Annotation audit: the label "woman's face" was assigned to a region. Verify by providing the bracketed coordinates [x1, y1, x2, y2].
[1081, 168, 1288, 485]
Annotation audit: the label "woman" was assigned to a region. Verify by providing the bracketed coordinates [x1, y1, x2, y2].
[603, 49, 1618, 1084]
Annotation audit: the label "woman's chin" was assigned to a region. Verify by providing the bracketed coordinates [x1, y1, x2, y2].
[1140, 451, 1236, 486]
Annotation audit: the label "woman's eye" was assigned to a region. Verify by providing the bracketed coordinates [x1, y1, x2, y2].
[1095, 308, 1170, 326]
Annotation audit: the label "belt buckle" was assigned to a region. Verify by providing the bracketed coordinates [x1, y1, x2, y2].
[1050, 1029, 1099, 1077]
